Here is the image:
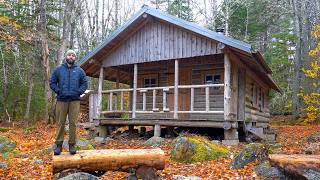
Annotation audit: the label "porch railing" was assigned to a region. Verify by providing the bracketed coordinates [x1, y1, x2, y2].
[98, 83, 224, 116]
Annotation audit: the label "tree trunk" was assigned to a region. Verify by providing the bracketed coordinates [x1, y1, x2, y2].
[39, 0, 51, 123]
[24, 60, 36, 120]
[0, 45, 9, 122]
[225, 0, 230, 36]
[56, 0, 75, 65]
[52, 149, 165, 173]
[291, 0, 303, 120]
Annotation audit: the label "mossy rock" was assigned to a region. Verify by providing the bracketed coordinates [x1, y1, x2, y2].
[0, 136, 16, 153]
[62, 138, 95, 150]
[23, 125, 36, 134]
[254, 161, 284, 179]
[145, 137, 165, 147]
[171, 134, 229, 163]
[230, 143, 268, 169]
[0, 127, 11, 132]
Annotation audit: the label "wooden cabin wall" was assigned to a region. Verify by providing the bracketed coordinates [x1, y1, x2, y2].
[133, 56, 225, 121]
[245, 75, 271, 127]
[102, 19, 221, 67]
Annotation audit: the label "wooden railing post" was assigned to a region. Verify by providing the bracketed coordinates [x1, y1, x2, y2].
[109, 92, 113, 111]
[190, 88, 194, 112]
[89, 93, 94, 122]
[174, 59, 179, 119]
[132, 64, 138, 118]
[205, 86, 210, 112]
[97, 67, 104, 118]
[152, 89, 158, 112]
[140, 90, 147, 111]
[120, 91, 124, 111]
[163, 88, 169, 112]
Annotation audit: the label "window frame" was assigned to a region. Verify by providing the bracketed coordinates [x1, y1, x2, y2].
[143, 77, 157, 88]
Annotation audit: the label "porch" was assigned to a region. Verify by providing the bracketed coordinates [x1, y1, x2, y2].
[85, 54, 239, 143]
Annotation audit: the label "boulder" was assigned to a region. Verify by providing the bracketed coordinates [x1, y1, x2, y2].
[0, 136, 16, 153]
[230, 143, 268, 169]
[62, 138, 94, 150]
[145, 137, 165, 147]
[171, 135, 229, 163]
[0, 162, 8, 168]
[305, 142, 320, 155]
[307, 133, 320, 143]
[32, 159, 43, 165]
[254, 161, 284, 179]
[58, 172, 98, 180]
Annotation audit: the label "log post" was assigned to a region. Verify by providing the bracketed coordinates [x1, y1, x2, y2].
[115, 69, 120, 110]
[97, 67, 104, 118]
[97, 125, 107, 138]
[174, 59, 179, 119]
[224, 53, 231, 121]
[223, 52, 238, 145]
[132, 64, 138, 118]
[154, 124, 161, 137]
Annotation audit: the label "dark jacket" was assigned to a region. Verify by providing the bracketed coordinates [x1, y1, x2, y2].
[50, 63, 88, 101]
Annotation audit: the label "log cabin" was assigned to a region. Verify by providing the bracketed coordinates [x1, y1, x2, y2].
[79, 5, 280, 145]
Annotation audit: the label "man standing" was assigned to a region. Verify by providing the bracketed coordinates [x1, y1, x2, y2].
[50, 50, 88, 155]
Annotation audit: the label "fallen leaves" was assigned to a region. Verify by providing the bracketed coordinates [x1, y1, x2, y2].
[0, 119, 319, 179]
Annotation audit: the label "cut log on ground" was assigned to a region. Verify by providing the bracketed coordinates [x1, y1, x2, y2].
[53, 148, 165, 173]
[269, 154, 320, 178]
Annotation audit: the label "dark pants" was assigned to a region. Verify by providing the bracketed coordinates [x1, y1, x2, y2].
[55, 101, 80, 145]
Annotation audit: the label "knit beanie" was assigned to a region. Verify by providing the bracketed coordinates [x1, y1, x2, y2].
[65, 49, 77, 57]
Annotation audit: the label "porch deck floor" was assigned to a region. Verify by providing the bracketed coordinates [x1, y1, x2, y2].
[94, 118, 237, 128]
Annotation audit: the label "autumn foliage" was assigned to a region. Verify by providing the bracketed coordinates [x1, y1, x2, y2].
[300, 24, 320, 123]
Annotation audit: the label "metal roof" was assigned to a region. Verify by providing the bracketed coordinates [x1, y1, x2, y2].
[79, 5, 254, 66]
[78, 5, 280, 92]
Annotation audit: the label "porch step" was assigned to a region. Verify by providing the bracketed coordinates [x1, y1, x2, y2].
[245, 123, 277, 142]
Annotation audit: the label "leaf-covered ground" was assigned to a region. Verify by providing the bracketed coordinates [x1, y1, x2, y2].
[0, 118, 319, 179]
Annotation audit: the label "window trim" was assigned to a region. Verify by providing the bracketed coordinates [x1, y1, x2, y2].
[143, 77, 157, 88]
[204, 74, 222, 84]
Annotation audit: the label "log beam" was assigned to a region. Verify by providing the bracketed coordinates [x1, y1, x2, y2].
[269, 154, 320, 178]
[53, 149, 165, 173]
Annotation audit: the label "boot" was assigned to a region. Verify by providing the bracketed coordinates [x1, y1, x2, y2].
[69, 144, 76, 155]
[54, 143, 62, 155]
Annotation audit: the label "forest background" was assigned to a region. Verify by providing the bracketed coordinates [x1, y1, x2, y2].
[0, 0, 319, 124]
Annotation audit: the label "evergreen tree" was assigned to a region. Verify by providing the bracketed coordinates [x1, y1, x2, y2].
[167, 0, 193, 22]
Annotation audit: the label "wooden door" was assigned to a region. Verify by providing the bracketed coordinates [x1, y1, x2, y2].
[167, 67, 191, 113]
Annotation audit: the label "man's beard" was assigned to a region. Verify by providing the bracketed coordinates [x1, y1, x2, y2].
[66, 58, 75, 65]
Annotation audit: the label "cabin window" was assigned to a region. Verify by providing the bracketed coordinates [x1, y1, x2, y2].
[144, 78, 156, 88]
[205, 74, 221, 84]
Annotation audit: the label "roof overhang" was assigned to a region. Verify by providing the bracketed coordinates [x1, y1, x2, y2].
[79, 5, 280, 93]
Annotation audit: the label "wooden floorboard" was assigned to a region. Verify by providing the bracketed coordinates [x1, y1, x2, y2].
[94, 118, 237, 128]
